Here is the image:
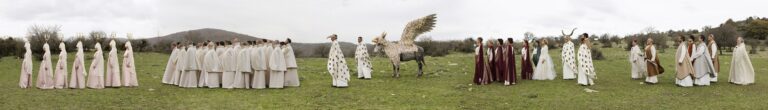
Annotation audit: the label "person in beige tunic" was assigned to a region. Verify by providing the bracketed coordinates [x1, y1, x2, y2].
[19, 40, 33, 88]
[36, 42, 54, 89]
[122, 41, 139, 87]
[105, 40, 121, 87]
[674, 36, 695, 87]
[87, 42, 105, 89]
[69, 41, 87, 89]
[53, 42, 68, 89]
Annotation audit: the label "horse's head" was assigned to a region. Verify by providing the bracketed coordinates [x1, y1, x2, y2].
[372, 32, 387, 53]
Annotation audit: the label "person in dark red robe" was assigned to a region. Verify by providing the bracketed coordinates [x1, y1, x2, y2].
[474, 37, 490, 85]
[495, 39, 506, 82]
[520, 39, 534, 80]
[505, 38, 517, 85]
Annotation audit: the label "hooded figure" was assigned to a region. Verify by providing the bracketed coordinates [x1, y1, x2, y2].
[283, 42, 299, 87]
[162, 44, 179, 84]
[53, 42, 68, 89]
[729, 37, 755, 85]
[19, 40, 33, 88]
[36, 42, 54, 89]
[87, 42, 105, 89]
[105, 40, 121, 87]
[69, 41, 87, 89]
[123, 41, 138, 87]
[204, 42, 222, 88]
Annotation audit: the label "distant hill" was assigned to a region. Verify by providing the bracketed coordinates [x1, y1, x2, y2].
[144, 28, 373, 57]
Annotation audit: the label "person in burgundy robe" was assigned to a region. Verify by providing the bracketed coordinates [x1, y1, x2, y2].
[495, 39, 506, 82]
[473, 37, 489, 85]
[488, 41, 497, 82]
[505, 38, 517, 85]
[520, 39, 533, 80]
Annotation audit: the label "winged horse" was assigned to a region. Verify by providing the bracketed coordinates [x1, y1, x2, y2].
[372, 14, 436, 78]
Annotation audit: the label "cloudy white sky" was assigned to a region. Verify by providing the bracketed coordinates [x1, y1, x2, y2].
[1, 0, 766, 43]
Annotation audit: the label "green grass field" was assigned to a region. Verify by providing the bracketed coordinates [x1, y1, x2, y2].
[0, 47, 766, 109]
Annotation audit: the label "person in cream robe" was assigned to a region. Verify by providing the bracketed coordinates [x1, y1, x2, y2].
[205, 42, 222, 88]
[284, 40, 300, 87]
[355, 37, 373, 79]
[269, 42, 287, 88]
[105, 40, 121, 87]
[674, 36, 695, 87]
[577, 34, 596, 86]
[19, 40, 33, 88]
[326, 34, 350, 88]
[181, 44, 199, 88]
[53, 42, 68, 89]
[221, 41, 238, 89]
[235, 43, 252, 89]
[87, 42, 105, 89]
[691, 35, 716, 86]
[171, 45, 186, 85]
[729, 37, 755, 85]
[36, 42, 54, 89]
[532, 39, 556, 80]
[629, 40, 646, 79]
[122, 41, 138, 87]
[196, 43, 208, 87]
[69, 41, 87, 89]
[162, 43, 179, 84]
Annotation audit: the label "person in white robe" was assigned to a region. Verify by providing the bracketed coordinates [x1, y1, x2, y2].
[205, 42, 222, 88]
[122, 41, 139, 87]
[283, 39, 300, 87]
[222, 41, 238, 89]
[87, 42, 105, 89]
[171, 45, 186, 86]
[269, 42, 287, 88]
[355, 37, 373, 79]
[105, 40, 121, 87]
[707, 34, 719, 82]
[251, 40, 268, 89]
[196, 43, 208, 87]
[69, 41, 87, 89]
[629, 40, 647, 79]
[674, 36, 694, 87]
[53, 42, 68, 89]
[19, 40, 33, 88]
[181, 43, 200, 88]
[561, 37, 577, 80]
[532, 39, 556, 80]
[691, 35, 716, 86]
[36, 42, 54, 89]
[235, 42, 252, 89]
[577, 34, 596, 86]
[327, 34, 350, 88]
[162, 43, 179, 84]
[729, 37, 755, 85]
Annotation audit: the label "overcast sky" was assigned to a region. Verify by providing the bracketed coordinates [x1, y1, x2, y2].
[1, 0, 766, 43]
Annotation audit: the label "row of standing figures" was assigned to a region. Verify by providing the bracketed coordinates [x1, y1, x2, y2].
[19, 39, 138, 89]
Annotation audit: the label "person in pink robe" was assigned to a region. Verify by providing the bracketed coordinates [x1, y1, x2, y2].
[123, 41, 139, 87]
[69, 41, 87, 89]
[19, 40, 33, 88]
[53, 42, 68, 89]
[87, 42, 105, 89]
[36, 42, 54, 89]
[105, 40, 121, 87]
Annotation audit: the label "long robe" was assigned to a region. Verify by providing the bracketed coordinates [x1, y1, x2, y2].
[171, 48, 186, 85]
[488, 46, 497, 81]
[520, 41, 533, 80]
[122, 42, 139, 87]
[181, 46, 199, 88]
[562, 41, 577, 80]
[53, 43, 68, 89]
[221, 46, 237, 89]
[708, 41, 719, 82]
[674, 43, 695, 87]
[197, 47, 208, 87]
[629, 45, 647, 79]
[36, 43, 54, 89]
[327, 41, 350, 87]
[69, 42, 87, 89]
[495, 45, 506, 82]
[162, 48, 179, 84]
[644, 45, 662, 83]
[205, 46, 222, 88]
[473, 45, 487, 84]
[105, 41, 121, 87]
[269, 45, 287, 88]
[691, 42, 716, 86]
[235, 45, 252, 89]
[577, 44, 596, 85]
[355, 43, 373, 79]
[533, 46, 556, 80]
[284, 45, 300, 87]
[504, 44, 516, 85]
[19, 42, 33, 88]
[251, 45, 267, 89]
[87, 43, 105, 89]
[728, 43, 755, 85]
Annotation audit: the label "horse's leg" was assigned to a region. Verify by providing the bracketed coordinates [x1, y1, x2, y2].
[417, 60, 423, 77]
[395, 64, 401, 78]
